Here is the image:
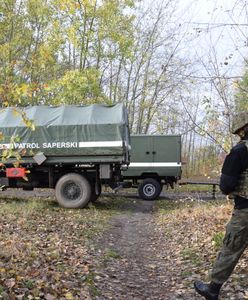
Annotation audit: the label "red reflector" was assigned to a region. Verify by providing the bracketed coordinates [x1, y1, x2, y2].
[6, 168, 26, 178]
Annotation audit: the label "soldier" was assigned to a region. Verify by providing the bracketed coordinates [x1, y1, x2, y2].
[194, 112, 248, 300]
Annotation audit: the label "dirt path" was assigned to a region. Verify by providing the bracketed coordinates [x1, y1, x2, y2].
[0, 189, 224, 299]
[0, 188, 244, 299]
[93, 199, 201, 300]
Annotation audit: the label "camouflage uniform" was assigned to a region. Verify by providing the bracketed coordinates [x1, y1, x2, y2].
[211, 208, 248, 283]
[211, 142, 248, 284]
[194, 113, 248, 299]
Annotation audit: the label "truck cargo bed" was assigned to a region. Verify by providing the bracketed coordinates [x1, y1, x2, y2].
[0, 104, 130, 165]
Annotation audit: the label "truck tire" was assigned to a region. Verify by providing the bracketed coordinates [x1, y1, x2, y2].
[91, 183, 102, 202]
[55, 173, 91, 208]
[138, 178, 162, 200]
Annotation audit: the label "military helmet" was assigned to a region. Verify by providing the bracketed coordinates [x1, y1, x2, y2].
[231, 112, 248, 134]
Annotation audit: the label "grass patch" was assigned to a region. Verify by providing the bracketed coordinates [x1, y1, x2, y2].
[174, 183, 219, 193]
[181, 248, 201, 266]
[104, 249, 121, 260]
[212, 231, 225, 250]
[155, 197, 231, 214]
[23, 279, 35, 289]
[0, 197, 53, 215]
[0, 285, 4, 294]
[181, 270, 193, 278]
[84, 269, 100, 297]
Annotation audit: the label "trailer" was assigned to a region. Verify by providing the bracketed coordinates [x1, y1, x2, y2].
[0, 104, 130, 208]
[122, 135, 181, 200]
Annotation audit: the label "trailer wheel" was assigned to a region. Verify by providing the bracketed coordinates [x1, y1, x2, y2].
[138, 178, 162, 200]
[55, 173, 91, 208]
[91, 183, 102, 202]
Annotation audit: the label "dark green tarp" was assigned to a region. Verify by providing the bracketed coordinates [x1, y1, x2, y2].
[0, 104, 130, 162]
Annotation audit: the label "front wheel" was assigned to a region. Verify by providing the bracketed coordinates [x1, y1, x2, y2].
[138, 178, 162, 200]
[55, 173, 91, 208]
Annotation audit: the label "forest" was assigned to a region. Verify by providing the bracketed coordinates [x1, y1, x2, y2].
[0, 0, 248, 177]
[1, 2, 248, 300]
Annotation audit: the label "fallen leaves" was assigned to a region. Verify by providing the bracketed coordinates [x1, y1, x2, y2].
[0, 197, 113, 299]
[0, 195, 248, 300]
[155, 199, 248, 299]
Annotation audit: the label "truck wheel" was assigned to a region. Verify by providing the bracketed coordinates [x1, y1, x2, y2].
[91, 183, 102, 202]
[138, 178, 162, 200]
[55, 173, 91, 208]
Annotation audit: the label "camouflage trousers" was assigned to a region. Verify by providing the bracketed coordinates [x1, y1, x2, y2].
[211, 208, 248, 284]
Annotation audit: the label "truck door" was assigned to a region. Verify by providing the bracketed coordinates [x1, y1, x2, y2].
[152, 136, 181, 163]
[152, 135, 181, 176]
[130, 135, 153, 164]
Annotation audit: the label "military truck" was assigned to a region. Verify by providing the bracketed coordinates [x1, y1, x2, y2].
[0, 104, 130, 208]
[122, 135, 181, 200]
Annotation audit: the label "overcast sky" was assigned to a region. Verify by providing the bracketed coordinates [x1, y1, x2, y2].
[176, 0, 248, 77]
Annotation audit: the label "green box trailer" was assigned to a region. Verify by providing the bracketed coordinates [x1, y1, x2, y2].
[122, 135, 182, 200]
[0, 104, 130, 208]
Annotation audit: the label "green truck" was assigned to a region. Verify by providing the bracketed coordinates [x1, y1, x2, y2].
[0, 104, 130, 208]
[122, 135, 182, 200]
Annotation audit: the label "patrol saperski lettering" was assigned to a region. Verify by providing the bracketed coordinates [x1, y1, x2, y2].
[13, 142, 78, 149]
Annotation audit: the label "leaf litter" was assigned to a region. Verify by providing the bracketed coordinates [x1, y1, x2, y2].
[0, 192, 247, 299]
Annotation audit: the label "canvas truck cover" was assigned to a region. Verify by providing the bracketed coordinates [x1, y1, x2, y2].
[0, 104, 130, 164]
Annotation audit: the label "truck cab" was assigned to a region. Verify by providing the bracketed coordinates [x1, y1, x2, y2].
[122, 135, 181, 200]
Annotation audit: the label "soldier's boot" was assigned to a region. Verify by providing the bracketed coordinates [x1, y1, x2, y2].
[194, 281, 222, 300]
